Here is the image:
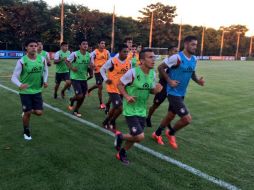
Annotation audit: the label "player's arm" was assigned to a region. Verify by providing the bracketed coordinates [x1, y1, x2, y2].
[54, 51, 61, 64]
[66, 52, 77, 72]
[118, 69, 135, 103]
[43, 58, 48, 88]
[87, 57, 94, 79]
[107, 50, 111, 61]
[158, 55, 179, 87]
[90, 51, 96, 70]
[100, 60, 113, 84]
[150, 72, 163, 94]
[11, 59, 28, 89]
[191, 71, 205, 86]
[46, 52, 51, 66]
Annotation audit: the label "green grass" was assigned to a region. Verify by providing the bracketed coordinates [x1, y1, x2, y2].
[0, 59, 254, 190]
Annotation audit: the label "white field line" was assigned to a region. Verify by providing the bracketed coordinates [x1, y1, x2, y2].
[0, 83, 240, 190]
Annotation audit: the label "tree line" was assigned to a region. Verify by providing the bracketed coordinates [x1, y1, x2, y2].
[0, 0, 252, 56]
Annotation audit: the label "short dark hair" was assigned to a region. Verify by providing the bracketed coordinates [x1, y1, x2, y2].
[37, 40, 43, 44]
[118, 44, 129, 52]
[25, 39, 37, 47]
[98, 39, 106, 44]
[168, 44, 177, 51]
[124, 37, 132, 43]
[139, 48, 154, 60]
[79, 39, 88, 45]
[132, 44, 137, 48]
[184, 36, 197, 43]
[61, 42, 68, 46]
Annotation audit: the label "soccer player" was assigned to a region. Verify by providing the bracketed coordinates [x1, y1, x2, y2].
[130, 44, 141, 67]
[100, 44, 131, 131]
[53, 42, 71, 99]
[152, 36, 205, 149]
[66, 39, 92, 117]
[11, 39, 48, 140]
[146, 45, 178, 128]
[114, 49, 162, 165]
[37, 40, 51, 66]
[88, 40, 110, 109]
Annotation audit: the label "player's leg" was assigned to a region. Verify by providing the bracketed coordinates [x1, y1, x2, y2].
[164, 95, 190, 149]
[73, 80, 87, 117]
[152, 96, 176, 145]
[54, 73, 61, 99]
[61, 73, 71, 98]
[108, 94, 123, 131]
[146, 83, 167, 127]
[115, 116, 145, 165]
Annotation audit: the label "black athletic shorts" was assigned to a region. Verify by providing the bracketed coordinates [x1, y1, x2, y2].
[55, 72, 70, 84]
[168, 95, 189, 117]
[95, 73, 103, 85]
[71, 80, 88, 95]
[108, 93, 122, 108]
[153, 78, 167, 105]
[125, 116, 146, 136]
[20, 92, 43, 112]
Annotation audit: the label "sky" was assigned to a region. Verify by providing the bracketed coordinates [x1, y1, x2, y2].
[43, 0, 254, 36]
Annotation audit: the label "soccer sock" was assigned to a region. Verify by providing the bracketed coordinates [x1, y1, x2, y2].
[103, 117, 110, 125]
[70, 97, 75, 106]
[167, 123, 173, 130]
[169, 127, 176, 136]
[155, 126, 165, 136]
[99, 99, 102, 104]
[120, 148, 126, 155]
[23, 126, 30, 136]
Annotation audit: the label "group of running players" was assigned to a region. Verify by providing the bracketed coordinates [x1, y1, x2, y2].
[11, 35, 205, 165]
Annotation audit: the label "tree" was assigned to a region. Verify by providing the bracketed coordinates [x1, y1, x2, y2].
[138, 2, 177, 47]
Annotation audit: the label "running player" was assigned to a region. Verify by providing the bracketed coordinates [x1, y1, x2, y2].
[53, 41, 71, 99]
[114, 49, 162, 165]
[152, 36, 205, 148]
[66, 39, 92, 117]
[104, 37, 133, 114]
[100, 44, 131, 131]
[11, 39, 48, 140]
[146, 45, 178, 128]
[37, 40, 51, 66]
[88, 40, 110, 109]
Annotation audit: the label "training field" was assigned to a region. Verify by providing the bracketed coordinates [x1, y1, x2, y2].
[0, 59, 253, 190]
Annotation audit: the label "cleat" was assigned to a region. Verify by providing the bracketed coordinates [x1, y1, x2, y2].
[100, 103, 106, 109]
[116, 152, 129, 165]
[61, 90, 65, 99]
[73, 111, 82, 117]
[152, 132, 164, 145]
[102, 119, 110, 129]
[165, 130, 178, 149]
[24, 134, 32, 141]
[114, 132, 123, 151]
[146, 117, 152, 127]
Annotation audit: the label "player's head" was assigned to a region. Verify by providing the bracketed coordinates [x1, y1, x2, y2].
[183, 36, 197, 55]
[168, 45, 178, 56]
[131, 44, 137, 54]
[118, 44, 129, 60]
[79, 39, 89, 51]
[124, 37, 133, 50]
[137, 44, 142, 53]
[25, 39, 38, 55]
[139, 48, 155, 69]
[60, 42, 68, 52]
[98, 40, 106, 49]
[37, 40, 44, 51]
